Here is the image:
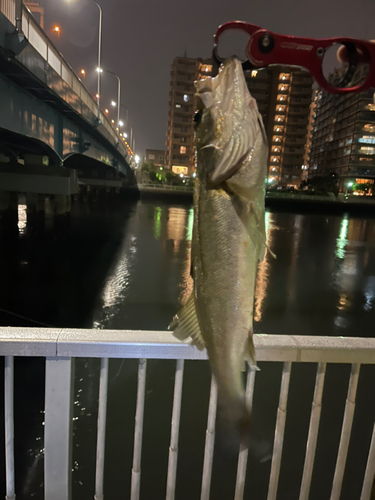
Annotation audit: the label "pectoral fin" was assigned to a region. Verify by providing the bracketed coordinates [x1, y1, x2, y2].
[169, 293, 205, 351]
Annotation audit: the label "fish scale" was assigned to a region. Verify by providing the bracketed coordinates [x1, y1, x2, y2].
[170, 57, 269, 431]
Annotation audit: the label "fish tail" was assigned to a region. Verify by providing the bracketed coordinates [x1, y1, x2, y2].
[216, 391, 252, 452]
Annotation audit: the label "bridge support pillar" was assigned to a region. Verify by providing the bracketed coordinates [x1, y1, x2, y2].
[26, 193, 45, 229]
[0, 192, 18, 229]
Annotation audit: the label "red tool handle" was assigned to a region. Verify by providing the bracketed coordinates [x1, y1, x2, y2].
[213, 21, 375, 94]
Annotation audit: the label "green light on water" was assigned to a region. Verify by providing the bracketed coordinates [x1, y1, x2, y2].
[186, 208, 194, 241]
[153, 206, 162, 240]
[335, 217, 349, 259]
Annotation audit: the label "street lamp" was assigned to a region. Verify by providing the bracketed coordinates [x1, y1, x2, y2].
[100, 69, 121, 130]
[53, 25, 61, 38]
[80, 69, 86, 78]
[93, 1, 103, 121]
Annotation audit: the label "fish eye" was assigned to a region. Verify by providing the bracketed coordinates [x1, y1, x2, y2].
[194, 110, 202, 127]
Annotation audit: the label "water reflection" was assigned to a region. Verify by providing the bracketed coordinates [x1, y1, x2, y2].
[335, 216, 349, 259]
[254, 212, 275, 322]
[153, 206, 162, 240]
[17, 204, 27, 234]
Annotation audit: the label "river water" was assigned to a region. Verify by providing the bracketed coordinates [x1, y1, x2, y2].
[0, 197, 374, 499]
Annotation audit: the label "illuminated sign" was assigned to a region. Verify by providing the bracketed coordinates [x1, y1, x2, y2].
[172, 166, 188, 175]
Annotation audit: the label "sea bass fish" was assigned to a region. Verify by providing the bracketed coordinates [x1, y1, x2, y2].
[170, 57, 268, 432]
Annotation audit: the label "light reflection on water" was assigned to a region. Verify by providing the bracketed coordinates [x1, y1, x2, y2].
[4, 200, 375, 499]
[17, 204, 27, 234]
[254, 211, 275, 322]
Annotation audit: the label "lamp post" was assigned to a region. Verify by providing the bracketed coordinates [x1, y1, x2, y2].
[93, 1, 102, 121]
[120, 104, 129, 131]
[104, 71, 121, 128]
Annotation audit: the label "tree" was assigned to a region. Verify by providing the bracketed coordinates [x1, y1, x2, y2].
[149, 170, 157, 182]
[165, 171, 176, 184]
[141, 163, 152, 172]
[307, 172, 339, 196]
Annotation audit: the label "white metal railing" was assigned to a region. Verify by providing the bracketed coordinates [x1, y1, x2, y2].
[0, 1, 129, 161]
[139, 183, 194, 192]
[0, 0, 15, 23]
[1, 328, 375, 500]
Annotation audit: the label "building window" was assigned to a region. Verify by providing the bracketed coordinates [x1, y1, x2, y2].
[149, 154, 155, 160]
[367, 104, 375, 111]
[183, 94, 189, 102]
[201, 64, 212, 73]
[180, 146, 186, 154]
[251, 70, 258, 78]
[358, 136, 375, 144]
[363, 124, 375, 133]
[360, 146, 375, 155]
[176, 104, 181, 108]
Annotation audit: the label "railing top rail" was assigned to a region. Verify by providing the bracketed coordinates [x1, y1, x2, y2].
[0, 328, 374, 363]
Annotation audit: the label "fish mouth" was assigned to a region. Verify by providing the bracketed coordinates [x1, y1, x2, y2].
[195, 57, 260, 187]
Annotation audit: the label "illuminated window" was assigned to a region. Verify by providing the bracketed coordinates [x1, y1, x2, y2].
[201, 64, 212, 73]
[363, 124, 375, 132]
[183, 94, 189, 102]
[360, 146, 375, 154]
[356, 178, 374, 184]
[273, 137, 280, 142]
[251, 70, 258, 78]
[176, 104, 181, 108]
[367, 104, 375, 111]
[358, 136, 375, 144]
[280, 73, 290, 80]
[180, 146, 186, 154]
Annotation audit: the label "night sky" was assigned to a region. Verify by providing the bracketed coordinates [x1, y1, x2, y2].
[43, 0, 375, 157]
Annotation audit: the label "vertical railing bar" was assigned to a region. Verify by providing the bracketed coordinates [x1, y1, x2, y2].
[234, 369, 257, 500]
[166, 359, 185, 500]
[4, 356, 15, 500]
[94, 358, 109, 500]
[44, 357, 74, 500]
[360, 422, 375, 500]
[200, 375, 218, 500]
[330, 363, 361, 500]
[267, 361, 292, 500]
[299, 362, 327, 500]
[131, 359, 147, 500]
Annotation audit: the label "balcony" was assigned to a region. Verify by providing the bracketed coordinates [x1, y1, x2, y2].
[290, 87, 313, 96]
[289, 97, 312, 106]
[1, 328, 374, 500]
[284, 137, 306, 145]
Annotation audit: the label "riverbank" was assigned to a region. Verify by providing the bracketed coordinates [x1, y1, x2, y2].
[139, 184, 375, 213]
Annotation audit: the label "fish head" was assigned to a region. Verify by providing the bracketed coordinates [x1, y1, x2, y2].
[194, 57, 263, 187]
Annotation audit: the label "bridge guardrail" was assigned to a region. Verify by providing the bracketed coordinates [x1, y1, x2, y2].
[139, 183, 194, 192]
[0, 0, 130, 161]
